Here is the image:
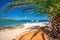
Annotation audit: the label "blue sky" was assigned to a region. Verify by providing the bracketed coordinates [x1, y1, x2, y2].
[0, 0, 49, 20]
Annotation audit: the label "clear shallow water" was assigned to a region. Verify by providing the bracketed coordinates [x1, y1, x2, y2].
[0, 20, 49, 29]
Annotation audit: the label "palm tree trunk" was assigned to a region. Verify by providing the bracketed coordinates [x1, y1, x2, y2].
[51, 14, 60, 38]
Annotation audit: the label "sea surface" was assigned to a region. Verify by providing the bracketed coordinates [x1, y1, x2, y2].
[0, 20, 49, 29]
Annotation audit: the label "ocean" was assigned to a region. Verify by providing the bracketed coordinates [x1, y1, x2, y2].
[0, 20, 49, 29]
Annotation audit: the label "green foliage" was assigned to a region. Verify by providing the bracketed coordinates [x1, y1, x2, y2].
[2, 0, 60, 18]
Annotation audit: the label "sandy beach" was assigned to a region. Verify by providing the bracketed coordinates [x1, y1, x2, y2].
[0, 22, 49, 40]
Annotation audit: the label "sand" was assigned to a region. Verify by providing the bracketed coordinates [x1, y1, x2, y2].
[0, 22, 49, 40]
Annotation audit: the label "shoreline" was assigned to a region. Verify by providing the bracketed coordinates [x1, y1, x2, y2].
[0, 22, 49, 30]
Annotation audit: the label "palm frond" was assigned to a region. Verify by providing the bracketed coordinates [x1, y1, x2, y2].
[2, 1, 32, 13]
[2, 0, 60, 17]
[21, 8, 36, 13]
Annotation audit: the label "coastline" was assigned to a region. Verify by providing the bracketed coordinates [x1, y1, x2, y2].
[0, 22, 49, 40]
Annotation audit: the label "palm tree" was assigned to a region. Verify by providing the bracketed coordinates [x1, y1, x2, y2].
[2, 0, 60, 39]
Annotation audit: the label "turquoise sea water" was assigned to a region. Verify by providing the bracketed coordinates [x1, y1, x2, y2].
[0, 20, 49, 29]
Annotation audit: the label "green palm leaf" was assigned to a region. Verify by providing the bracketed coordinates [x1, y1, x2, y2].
[2, 0, 60, 17]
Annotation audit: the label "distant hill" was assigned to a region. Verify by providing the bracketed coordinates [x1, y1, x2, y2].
[0, 18, 15, 21]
